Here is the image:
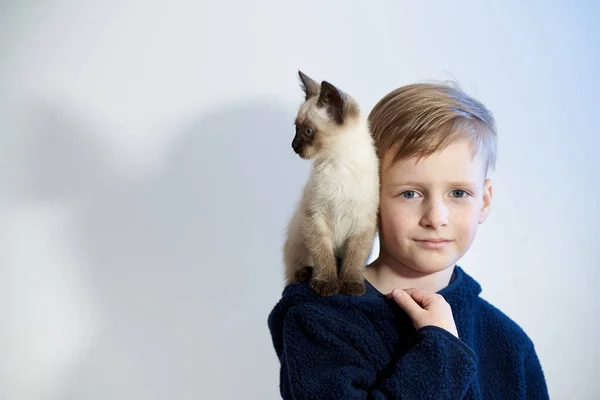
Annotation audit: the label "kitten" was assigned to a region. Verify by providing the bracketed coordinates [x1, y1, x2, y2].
[283, 71, 380, 296]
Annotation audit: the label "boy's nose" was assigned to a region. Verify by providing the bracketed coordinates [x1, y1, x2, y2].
[420, 202, 449, 229]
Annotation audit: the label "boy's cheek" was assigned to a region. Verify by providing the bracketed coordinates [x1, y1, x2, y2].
[380, 214, 414, 243]
[381, 205, 414, 229]
[379, 208, 403, 232]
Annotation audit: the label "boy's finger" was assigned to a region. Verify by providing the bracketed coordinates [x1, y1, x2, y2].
[400, 288, 437, 309]
[389, 288, 424, 318]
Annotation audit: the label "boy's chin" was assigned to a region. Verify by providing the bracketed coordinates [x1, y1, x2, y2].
[403, 253, 458, 274]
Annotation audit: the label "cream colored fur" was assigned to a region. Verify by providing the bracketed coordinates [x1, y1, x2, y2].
[283, 75, 379, 296]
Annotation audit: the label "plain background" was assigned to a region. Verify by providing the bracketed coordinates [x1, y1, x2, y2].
[1, 1, 598, 399]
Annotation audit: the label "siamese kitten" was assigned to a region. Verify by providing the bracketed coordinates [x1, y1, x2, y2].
[283, 71, 379, 296]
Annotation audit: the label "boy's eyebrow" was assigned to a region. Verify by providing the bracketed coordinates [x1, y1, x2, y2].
[388, 180, 478, 188]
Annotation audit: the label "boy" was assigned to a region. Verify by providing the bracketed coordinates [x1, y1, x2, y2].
[267, 82, 549, 399]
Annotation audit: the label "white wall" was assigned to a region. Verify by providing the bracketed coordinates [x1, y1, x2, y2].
[1, 1, 598, 399]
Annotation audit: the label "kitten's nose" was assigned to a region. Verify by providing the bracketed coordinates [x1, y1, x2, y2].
[292, 138, 301, 152]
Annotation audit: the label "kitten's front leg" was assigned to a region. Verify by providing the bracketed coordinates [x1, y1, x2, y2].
[339, 230, 374, 296]
[293, 266, 313, 283]
[304, 214, 339, 296]
[284, 241, 313, 284]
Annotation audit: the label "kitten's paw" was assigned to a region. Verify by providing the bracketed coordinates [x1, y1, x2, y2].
[339, 279, 366, 296]
[310, 278, 339, 296]
[294, 266, 313, 283]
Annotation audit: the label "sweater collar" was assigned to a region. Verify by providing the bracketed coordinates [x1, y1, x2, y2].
[271, 265, 482, 319]
[356, 265, 482, 314]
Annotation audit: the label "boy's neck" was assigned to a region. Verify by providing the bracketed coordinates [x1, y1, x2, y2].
[363, 256, 455, 295]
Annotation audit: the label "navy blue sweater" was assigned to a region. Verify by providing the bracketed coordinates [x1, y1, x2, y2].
[267, 266, 549, 399]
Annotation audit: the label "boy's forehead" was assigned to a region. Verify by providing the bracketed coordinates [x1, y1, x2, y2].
[383, 141, 486, 183]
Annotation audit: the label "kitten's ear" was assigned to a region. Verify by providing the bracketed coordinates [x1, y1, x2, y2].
[298, 71, 319, 100]
[317, 81, 345, 124]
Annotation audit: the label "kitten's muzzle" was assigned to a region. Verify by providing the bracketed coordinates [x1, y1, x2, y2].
[292, 136, 302, 154]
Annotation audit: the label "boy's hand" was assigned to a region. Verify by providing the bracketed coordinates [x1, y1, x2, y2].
[386, 288, 459, 339]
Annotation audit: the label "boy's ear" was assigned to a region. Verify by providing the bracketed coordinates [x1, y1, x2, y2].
[479, 178, 493, 224]
[298, 71, 319, 100]
[317, 81, 345, 124]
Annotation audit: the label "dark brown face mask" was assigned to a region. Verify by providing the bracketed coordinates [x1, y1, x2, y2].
[291, 122, 315, 155]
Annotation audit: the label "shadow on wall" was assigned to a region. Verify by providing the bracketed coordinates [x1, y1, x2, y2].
[9, 97, 304, 400]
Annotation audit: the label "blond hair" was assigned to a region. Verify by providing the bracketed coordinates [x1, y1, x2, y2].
[368, 82, 497, 174]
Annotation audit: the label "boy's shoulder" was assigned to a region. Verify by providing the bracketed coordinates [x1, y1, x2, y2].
[444, 266, 538, 353]
[267, 281, 386, 358]
[471, 295, 536, 352]
[269, 280, 387, 317]
[268, 280, 394, 334]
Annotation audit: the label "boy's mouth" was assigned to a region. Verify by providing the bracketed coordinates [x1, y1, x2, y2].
[414, 239, 452, 250]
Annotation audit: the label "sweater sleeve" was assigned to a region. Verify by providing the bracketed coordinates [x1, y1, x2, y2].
[279, 305, 478, 400]
[523, 344, 550, 399]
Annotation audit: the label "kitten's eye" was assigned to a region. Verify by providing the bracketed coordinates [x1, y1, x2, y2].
[305, 128, 313, 136]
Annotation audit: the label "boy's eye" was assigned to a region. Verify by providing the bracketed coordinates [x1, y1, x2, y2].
[451, 190, 467, 198]
[400, 190, 419, 199]
[398, 190, 468, 199]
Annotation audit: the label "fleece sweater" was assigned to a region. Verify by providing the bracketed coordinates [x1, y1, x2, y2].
[267, 266, 549, 399]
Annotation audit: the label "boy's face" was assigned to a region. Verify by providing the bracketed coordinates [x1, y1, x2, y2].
[379, 140, 492, 274]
